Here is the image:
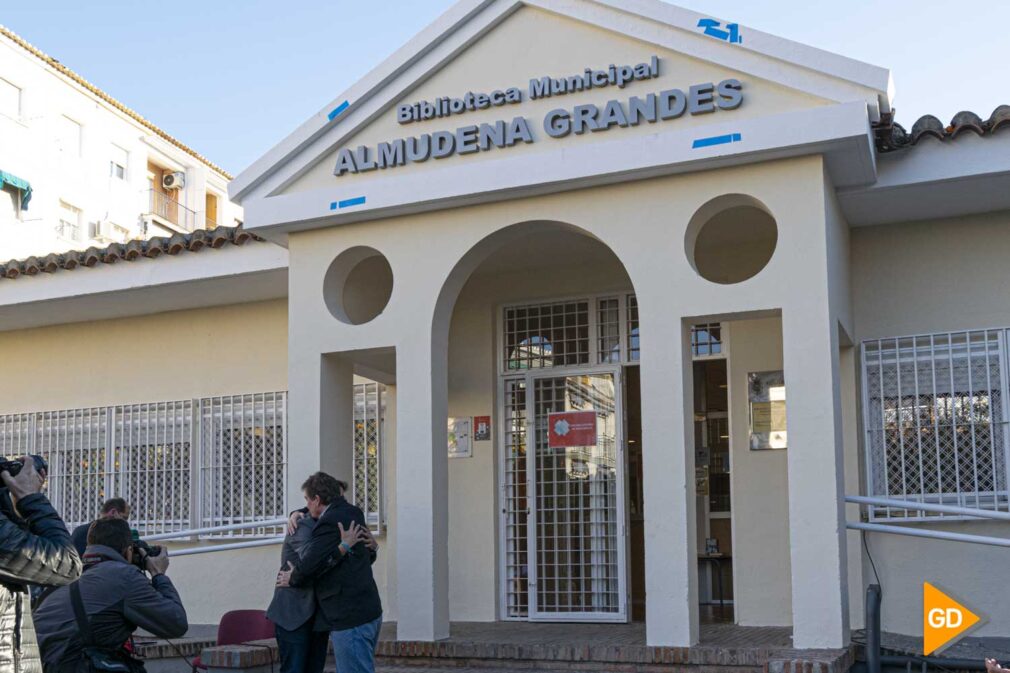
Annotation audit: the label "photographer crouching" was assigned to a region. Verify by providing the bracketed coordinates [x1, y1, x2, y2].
[0, 455, 81, 673]
[34, 519, 187, 673]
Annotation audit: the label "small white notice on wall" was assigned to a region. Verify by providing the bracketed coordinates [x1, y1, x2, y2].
[448, 417, 472, 458]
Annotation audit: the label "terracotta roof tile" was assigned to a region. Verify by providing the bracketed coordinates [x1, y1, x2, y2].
[0, 226, 264, 282]
[874, 105, 1010, 152]
[0, 25, 232, 179]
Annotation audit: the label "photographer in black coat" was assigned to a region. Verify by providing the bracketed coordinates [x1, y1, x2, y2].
[0, 456, 82, 673]
[34, 518, 187, 673]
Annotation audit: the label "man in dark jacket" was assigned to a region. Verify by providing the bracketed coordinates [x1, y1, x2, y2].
[34, 518, 188, 673]
[276, 473, 381, 673]
[266, 516, 328, 673]
[70, 498, 130, 556]
[0, 456, 81, 673]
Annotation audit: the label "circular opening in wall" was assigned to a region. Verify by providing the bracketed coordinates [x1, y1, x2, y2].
[685, 195, 777, 285]
[323, 246, 394, 325]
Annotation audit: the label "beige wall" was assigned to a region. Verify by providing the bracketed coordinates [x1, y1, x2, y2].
[726, 317, 792, 626]
[851, 210, 1010, 636]
[0, 299, 289, 626]
[0, 299, 288, 412]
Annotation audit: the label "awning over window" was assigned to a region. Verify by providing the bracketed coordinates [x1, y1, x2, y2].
[0, 171, 31, 210]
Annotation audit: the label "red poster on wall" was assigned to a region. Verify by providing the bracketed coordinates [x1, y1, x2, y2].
[547, 410, 598, 448]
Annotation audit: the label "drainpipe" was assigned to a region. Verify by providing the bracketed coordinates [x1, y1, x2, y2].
[867, 584, 882, 673]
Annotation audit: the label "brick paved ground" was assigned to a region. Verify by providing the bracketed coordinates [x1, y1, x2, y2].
[374, 622, 852, 673]
[201, 622, 852, 673]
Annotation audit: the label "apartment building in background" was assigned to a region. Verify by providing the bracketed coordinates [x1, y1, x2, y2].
[0, 25, 240, 261]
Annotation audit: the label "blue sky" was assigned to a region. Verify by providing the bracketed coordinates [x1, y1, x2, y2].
[3, 1, 1007, 175]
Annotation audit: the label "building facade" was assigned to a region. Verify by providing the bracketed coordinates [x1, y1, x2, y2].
[0, 0, 1009, 650]
[0, 26, 241, 261]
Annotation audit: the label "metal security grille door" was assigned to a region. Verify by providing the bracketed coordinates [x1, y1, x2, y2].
[499, 297, 636, 622]
[529, 370, 626, 621]
[862, 330, 1010, 520]
[502, 379, 529, 618]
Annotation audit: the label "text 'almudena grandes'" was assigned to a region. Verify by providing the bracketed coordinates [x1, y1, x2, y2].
[333, 78, 744, 177]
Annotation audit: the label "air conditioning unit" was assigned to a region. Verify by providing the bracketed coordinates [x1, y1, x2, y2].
[162, 171, 186, 190]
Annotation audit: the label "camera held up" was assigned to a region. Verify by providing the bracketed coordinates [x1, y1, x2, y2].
[0, 454, 48, 477]
[130, 529, 163, 570]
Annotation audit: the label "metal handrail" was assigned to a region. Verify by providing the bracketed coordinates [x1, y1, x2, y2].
[846, 494, 1010, 521]
[170, 537, 284, 557]
[847, 494, 1010, 548]
[144, 517, 288, 557]
[145, 517, 288, 541]
[848, 521, 1010, 548]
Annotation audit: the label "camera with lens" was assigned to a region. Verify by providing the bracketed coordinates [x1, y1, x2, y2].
[0, 455, 48, 477]
[129, 529, 162, 571]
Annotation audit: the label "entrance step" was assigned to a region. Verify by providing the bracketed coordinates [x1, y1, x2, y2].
[374, 623, 855, 673]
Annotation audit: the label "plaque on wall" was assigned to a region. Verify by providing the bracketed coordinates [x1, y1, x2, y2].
[748, 370, 787, 450]
[448, 417, 472, 458]
[473, 415, 492, 441]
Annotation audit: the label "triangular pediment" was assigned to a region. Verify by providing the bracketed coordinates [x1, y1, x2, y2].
[231, 0, 890, 228]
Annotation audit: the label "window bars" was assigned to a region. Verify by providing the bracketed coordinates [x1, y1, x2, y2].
[503, 295, 643, 371]
[353, 382, 384, 531]
[691, 323, 723, 357]
[0, 392, 288, 537]
[199, 392, 287, 537]
[862, 331, 1009, 521]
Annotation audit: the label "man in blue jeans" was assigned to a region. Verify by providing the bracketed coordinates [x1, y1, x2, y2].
[276, 472, 381, 673]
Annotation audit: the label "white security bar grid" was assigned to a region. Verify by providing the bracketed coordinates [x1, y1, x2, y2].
[0, 392, 287, 537]
[353, 382, 383, 531]
[199, 392, 287, 538]
[502, 295, 646, 374]
[861, 330, 1009, 521]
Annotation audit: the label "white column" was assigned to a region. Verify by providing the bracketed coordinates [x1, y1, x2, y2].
[320, 354, 355, 481]
[639, 310, 698, 646]
[782, 309, 850, 648]
[394, 335, 450, 641]
[286, 351, 354, 505]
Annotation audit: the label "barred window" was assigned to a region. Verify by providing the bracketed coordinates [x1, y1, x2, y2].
[504, 296, 642, 370]
[627, 295, 640, 361]
[692, 323, 723, 357]
[200, 393, 287, 537]
[0, 391, 287, 537]
[504, 301, 590, 370]
[862, 331, 1008, 520]
[353, 382, 384, 531]
[597, 298, 621, 364]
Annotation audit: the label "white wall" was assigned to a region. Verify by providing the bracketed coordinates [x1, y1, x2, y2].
[851, 209, 1010, 637]
[726, 317, 792, 626]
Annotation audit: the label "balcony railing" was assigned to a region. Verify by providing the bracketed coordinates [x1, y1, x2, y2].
[146, 189, 196, 232]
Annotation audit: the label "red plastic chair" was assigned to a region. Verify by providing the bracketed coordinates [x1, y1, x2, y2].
[191, 609, 276, 671]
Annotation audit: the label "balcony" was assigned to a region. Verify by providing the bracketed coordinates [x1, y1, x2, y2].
[145, 189, 196, 233]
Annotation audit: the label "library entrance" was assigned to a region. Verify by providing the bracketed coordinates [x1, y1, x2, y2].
[502, 367, 626, 621]
[497, 300, 735, 624]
